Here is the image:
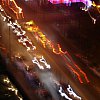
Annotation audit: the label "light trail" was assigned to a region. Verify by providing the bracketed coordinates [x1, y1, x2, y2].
[74, 64, 90, 83]
[63, 58, 83, 83]
[59, 85, 82, 100]
[87, 2, 100, 24]
[55, 80, 82, 100]
[24, 21, 66, 54]
[63, 54, 89, 83]
[32, 57, 44, 70]
[67, 85, 82, 100]
[3, 77, 23, 100]
[24, 20, 89, 83]
[87, 10, 96, 24]
[0, 4, 89, 84]
[48, 0, 100, 24]
[59, 86, 72, 100]
[0, 6, 86, 99]
[32, 56, 51, 70]
[2, 0, 24, 19]
[64, 52, 89, 83]
[0, 5, 4, 11]
[40, 56, 51, 69]
[52, 43, 66, 55]
[0, 5, 36, 53]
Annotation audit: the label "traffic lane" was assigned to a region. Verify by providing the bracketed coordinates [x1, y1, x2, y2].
[33, 9, 100, 85]
[58, 55, 100, 100]
[75, 58, 100, 98]
[39, 49, 99, 100]
[0, 19, 55, 99]
[16, 1, 100, 99]
[3, 18, 85, 100]
[24, 30, 97, 100]
[0, 18, 41, 100]
[0, 13, 70, 100]
[19, 17, 100, 100]
[0, 2, 80, 99]
[2, 0, 99, 86]
[18, 16, 99, 99]
[58, 49, 100, 99]
[25, 15, 100, 99]
[23, 18, 100, 99]
[0, 16, 96, 100]
[22, 16, 100, 97]
[1, 22, 31, 59]
[44, 48, 99, 100]
[0, 1, 100, 99]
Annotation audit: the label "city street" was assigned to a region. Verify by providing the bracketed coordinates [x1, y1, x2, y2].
[0, 0, 100, 100]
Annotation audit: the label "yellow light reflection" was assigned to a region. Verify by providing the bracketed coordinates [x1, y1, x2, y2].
[26, 20, 35, 25]
[3, 77, 23, 100]
[24, 20, 66, 55]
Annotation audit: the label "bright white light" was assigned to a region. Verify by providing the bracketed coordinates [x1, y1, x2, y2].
[67, 85, 82, 100]
[59, 86, 72, 100]
[21, 30, 26, 35]
[16, 31, 21, 36]
[32, 57, 44, 69]
[92, 17, 96, 24]
[0, 4, 36, 57]
[18, 37, 24, 43]
[3, 16, 6, 21]
[32, 45, 36, 50]
[40, 56, 51, 69]
[0, 5, 4, 11]
[7, 21, 13, 27]
[26, 47, 31, 51]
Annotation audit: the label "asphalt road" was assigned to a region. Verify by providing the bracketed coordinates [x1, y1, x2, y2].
[0, 1, 100, 100]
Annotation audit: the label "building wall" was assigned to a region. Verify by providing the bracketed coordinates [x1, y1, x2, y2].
[24, 0, 48, 5]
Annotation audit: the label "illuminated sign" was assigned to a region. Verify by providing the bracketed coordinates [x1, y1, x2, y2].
[48, 0, 92, 7]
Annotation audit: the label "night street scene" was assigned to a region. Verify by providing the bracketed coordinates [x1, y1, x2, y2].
[0, 0, 100, 100]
